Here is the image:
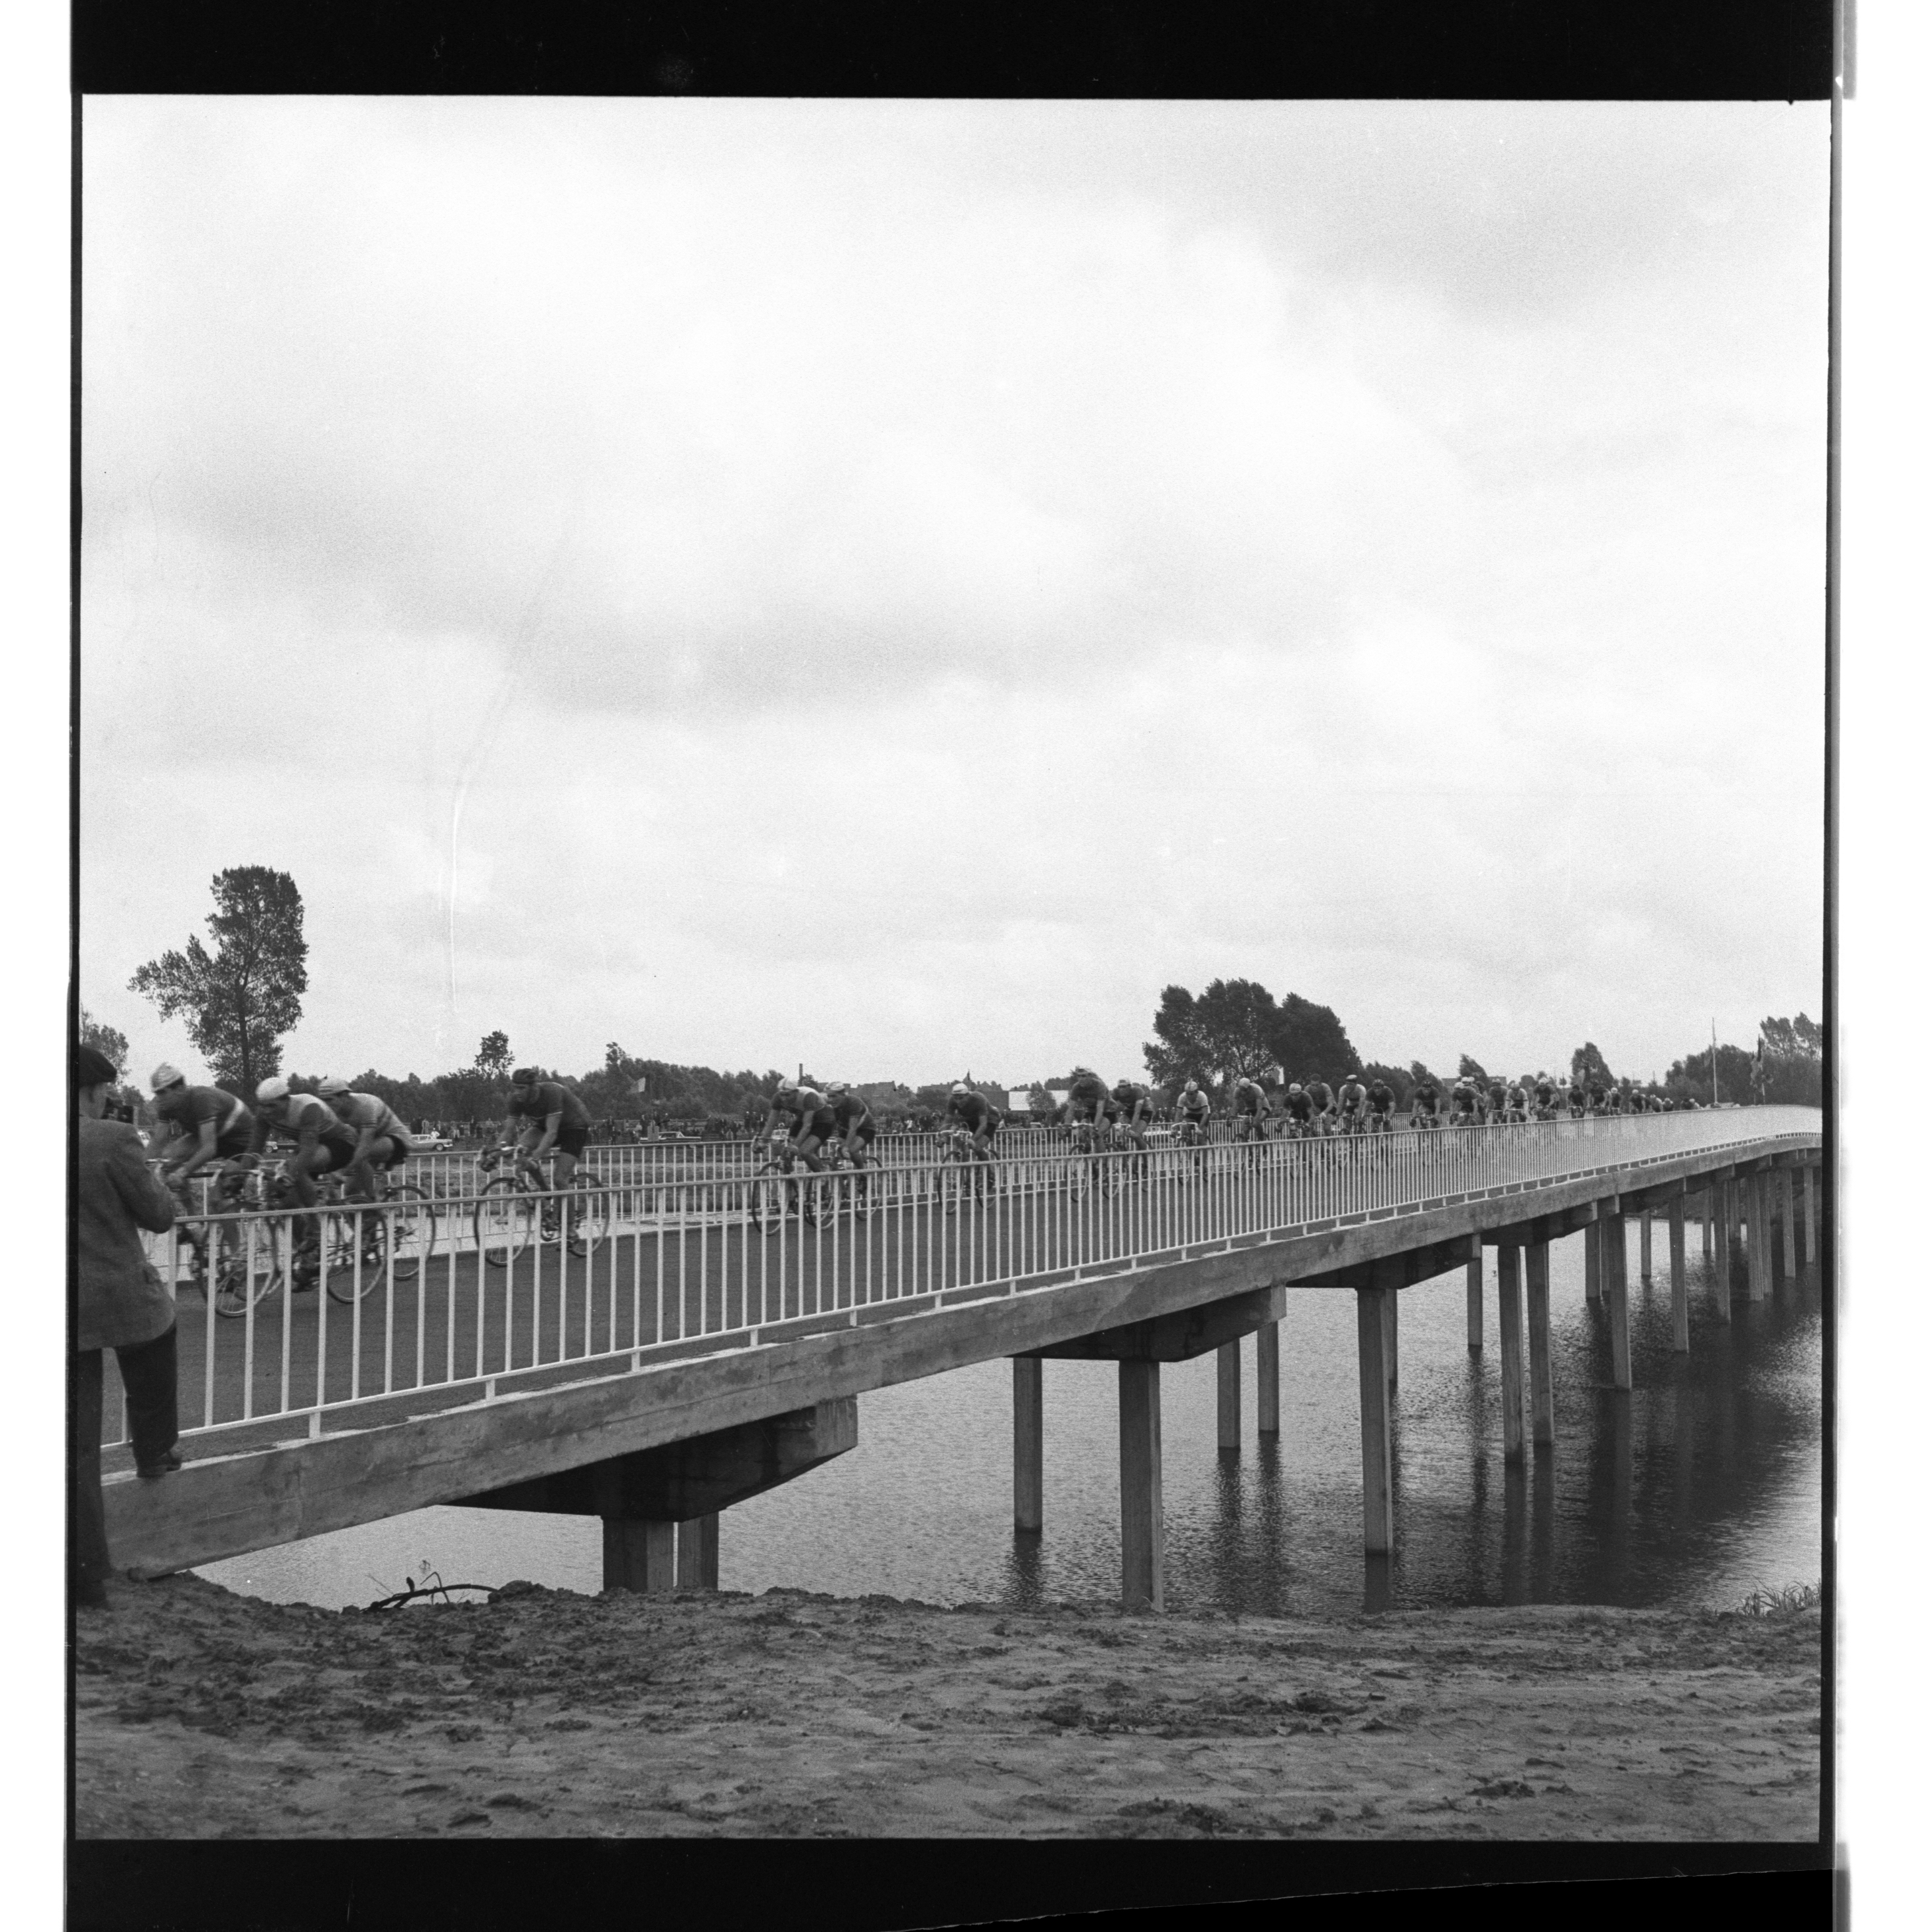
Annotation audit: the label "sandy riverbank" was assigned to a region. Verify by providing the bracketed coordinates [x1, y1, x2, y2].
[74, 1574, 1820, 1839]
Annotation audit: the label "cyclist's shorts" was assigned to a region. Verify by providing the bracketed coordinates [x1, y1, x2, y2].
[1235, 1099, 1262, 1116]
[214, 1125, 254, 1160]
[555, 1123, 591, 1161]
[377, 1135, 412, 1169]
[312, 1131, 362, 1173]
[846, 1119, 877, 1145]
[974, 1116, 1002, 1141]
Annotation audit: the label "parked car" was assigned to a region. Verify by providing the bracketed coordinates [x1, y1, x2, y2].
[410, 1131, 455, 1151]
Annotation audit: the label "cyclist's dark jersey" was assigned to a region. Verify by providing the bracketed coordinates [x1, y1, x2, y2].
[774, 1088, 830, 1133]
[830, 1095, 875, 1138]
[155, 1083, 254, 1158]
[1284, 1091, 1313, 1121]
[1487, 1081, 1507, 1108]
[1412, 1083, 1439, 1114]
[510, 1081, 591, 1131]
[1367, 1082, 1394, 1113]
[1067, 1074, 1109, 1116]
[1111, 1083, 1148, 1116]
[948, 1092, 1000, 1132]
[1233, 1081, 1266, 1115]
[1307, 1082, 1333, 1113]
[1450, 1084, 1477, 1113]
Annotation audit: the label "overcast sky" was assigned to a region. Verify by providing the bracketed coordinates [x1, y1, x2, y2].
[79, 97, 1828, 1093]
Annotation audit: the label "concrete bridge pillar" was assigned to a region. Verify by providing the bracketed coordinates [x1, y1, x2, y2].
[1119, 1359, 1164, 1610]
[1525, 1240, 1554, 1448]
[1466, 1235, 1484, 1352]
[1711, 1178, 1733, 1321]
[1384, 1283, 1400, 1397]
[1584, 1222, 1602, 1303]
[1257, 1315, 1282, 1436]
[603, 1519, 677, 1593]
[1496, 1244, 1526, 1463]
[1669, 1194, 1690, 1354]
[1790, 1169, 1808, 1275]
[676, 1514, 720, 1590]
[1216, 1340, 1241, 1451]
[1639, 1210, 1654, 1285]
[1356, 1287, 1394, 1553]
[1013, 1357, 1044, 1532]
[1602, 1202, 1632, 1390]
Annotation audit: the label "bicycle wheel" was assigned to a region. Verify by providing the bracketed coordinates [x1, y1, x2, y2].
[210, 1218, 285, 1319]
[323, 1210, 382, 1305]
[747, 1164, 783, 1231]
[565, 1179, 611, 1256]
[1065, 1154, 1090, 1202]
[475, 1176, 534, 1267]
[386, 1184, 437, 1278]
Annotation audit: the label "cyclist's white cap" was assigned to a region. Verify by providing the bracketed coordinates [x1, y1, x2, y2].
[776, 1078, 797, 1093]
[825, 1079, 850, 1097]
[316, 1075, 351, 1096]
[255, 1076, 292, 1104]
[150, 1063, 185, 1093]
[950, 1082, 970, 1095]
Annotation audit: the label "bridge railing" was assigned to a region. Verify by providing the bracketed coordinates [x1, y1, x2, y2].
[115, 1106, 1818, 1452]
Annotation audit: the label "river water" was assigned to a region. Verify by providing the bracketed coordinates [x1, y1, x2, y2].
[200, 1220, 1823, 1616]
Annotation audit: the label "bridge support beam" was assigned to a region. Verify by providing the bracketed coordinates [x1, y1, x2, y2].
[1118, 1360, 1164, 1611]
[1216, 1340, 1241, 1451]
[1789, 1169, 1807, 1275]
[1669, 1193, 1690, 1354]
[1584, 1223, 1601, 1303]
[1384, 1283, 1399, 1397]
[1496, 1245, 1526, 1462]
[1639, 1211, 1653, 1285]
[1013, 1357, 1043, 1533]
[1711, 1179, 1733, 1321]
[1466, 1236, 1484, 1352]
[676, 1513, 720, 1591]
[603, 1519, 676, 1594]
[1525, 1242, 1554, 1448]
[1356, 1288, 1394, 1554]
[1257, 1319, 1281, 1436]
[1799, 1167, 1817, 1273]
[1603, 1204, 1632, 1390]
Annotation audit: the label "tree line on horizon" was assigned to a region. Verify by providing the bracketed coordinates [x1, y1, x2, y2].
[83, 868, 1824, 1124]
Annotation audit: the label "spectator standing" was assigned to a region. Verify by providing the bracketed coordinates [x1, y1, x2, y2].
[73, 1043, 182, 1610]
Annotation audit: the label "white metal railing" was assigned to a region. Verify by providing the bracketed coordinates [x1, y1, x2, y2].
[112, 1105, 1818, 1451]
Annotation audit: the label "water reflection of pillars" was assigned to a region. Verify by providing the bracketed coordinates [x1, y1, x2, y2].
[1466, 1235, 1484, 1351]
[1013, 1357, 1043, 1534]
[1602, 1200, 1632, 1390]
[1496, 1244, 1527, 1462]
[1711, 1176, 1733, 1321]
[1669, 1191, 1690, 1353]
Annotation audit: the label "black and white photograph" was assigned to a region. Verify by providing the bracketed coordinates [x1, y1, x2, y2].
[53, 7, 1876, 1918]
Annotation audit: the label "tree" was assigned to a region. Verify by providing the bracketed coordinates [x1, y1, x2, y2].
[1362, 1062, 1412, 1108]
[475, 1031, 513, 1078]
[1755, 1012, 1822, 1106]
[1458, 1053, 1488, 1083]
[1026, 1081, 1057, 1125]
[1408, 1058, 1435, 1089]
[1269, 994, 1360, 1086]
[1663, 1040, 1751, 1106]
[1144, 979, 1280, 1088]
[80, 1007, 129, 1075]
[129, 867, 308, 1098]
[1570, 1043, 1615, 1091]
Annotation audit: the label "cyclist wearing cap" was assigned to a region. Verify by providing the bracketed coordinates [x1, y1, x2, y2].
[824, 1081, 879, 1167]
[1366, 1075, 1396, 1130]
[1335, 1073, 1368, 1133]
[1305, 1078, 1335, 1135]
[1447, 1075, 1479, 1126]
[149, 1064, 255, 1193]
[501, 1068, 595, 1190]
[947, 1082, 1002, 1155]
[1230, 1075, 1270, 1141]
[246, 1079, 362, 1225]
[760, 1079, 835, 1171]
[1109, 1078, 1152, 1150]
[1280, 1082, 1314, 1137]
[1064, 1068, 1113, 1141]
[317, 1077, 414, 1198]
[1174, 1078, 1211, 1144]
[1410, 1072, 1441, 1127]
[1485, 1074, 1509, 1119]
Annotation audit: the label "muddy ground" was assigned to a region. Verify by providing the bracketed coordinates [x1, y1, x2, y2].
[73, 1574, 1820, 1839]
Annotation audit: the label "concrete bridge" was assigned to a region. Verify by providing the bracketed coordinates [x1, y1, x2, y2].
[102, 1106, 1823, 1609]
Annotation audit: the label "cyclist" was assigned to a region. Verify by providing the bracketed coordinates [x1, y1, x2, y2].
[149, 1064, 255, 1196]
[1365, 1075, 1397, 1132]
[316, 1077, 414, 1200]
[946, 1081, 1002, 1156]
[1410, 1070, 1441, 1128]
[760, 1078, 835, 1173]
[1230, 1074, 1270, 1141]
[1335, 1072, 1368, 1135]
[501, 1067, 597, 1192]
[1109, 1077, 1153, 1150]
[1173, 1079, 1212, 1145]
[245, 1078, 363, 1267]
[1447, 1074, 1480, 1126]
[1305, 1077, 1336, 1136]
[1485, 1073, 1509, 1120]
[1064, 1068, 1114, 1146]
[823, 1081, 879, 1168]
[1280, 1081, 1315, 1139]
